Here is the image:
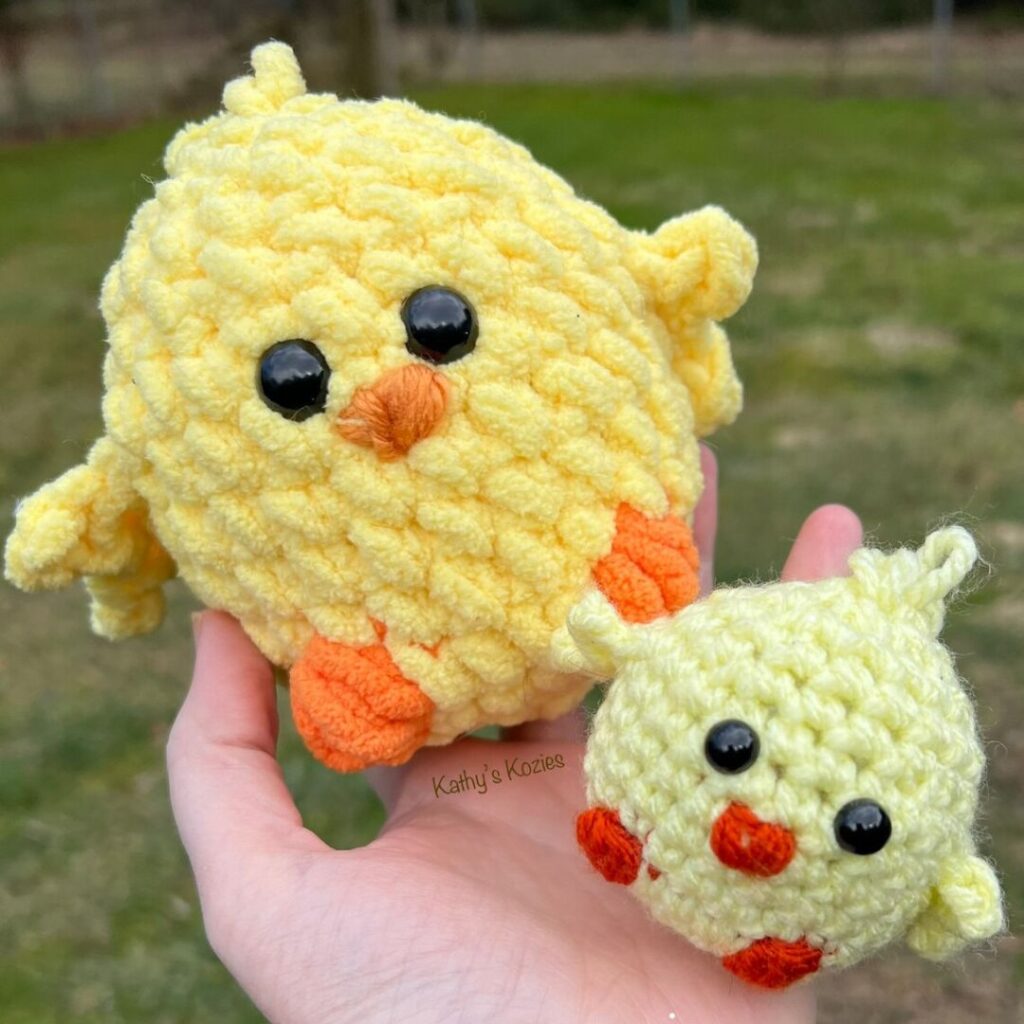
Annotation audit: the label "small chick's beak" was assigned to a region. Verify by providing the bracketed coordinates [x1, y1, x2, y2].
[710, 802, 796, 878]
[336, 363, 449, 461]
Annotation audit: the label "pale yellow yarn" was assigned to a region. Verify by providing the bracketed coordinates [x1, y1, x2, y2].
[562, 527, 1004, 970]
[4, 42, 756, 745]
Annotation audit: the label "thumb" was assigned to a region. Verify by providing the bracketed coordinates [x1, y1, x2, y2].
[167, 612, 326, 903]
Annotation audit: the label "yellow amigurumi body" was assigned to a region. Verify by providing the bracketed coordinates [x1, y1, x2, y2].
[3, 42, 757, 772]
[561, 527, 1004, 989]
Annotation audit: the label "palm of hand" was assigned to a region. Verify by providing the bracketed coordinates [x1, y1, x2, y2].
[169, 453, 859, 1023]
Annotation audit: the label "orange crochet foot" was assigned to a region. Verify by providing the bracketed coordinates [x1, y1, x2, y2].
[290, 632, 434, 772]
[576, 806, 644, 885]
[592, 504, 700, 624]
[721, 937, 822, 989]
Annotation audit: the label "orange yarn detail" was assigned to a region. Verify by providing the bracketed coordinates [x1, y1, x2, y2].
[710, 802, 796, 878]
[370, 618, 443, 657]
[290, 632, 434, 772]
[336, 363, 449, 461]
[721, 937, 822, 990]
[576, 806, 643, 885]
[592, 504, 700, 624]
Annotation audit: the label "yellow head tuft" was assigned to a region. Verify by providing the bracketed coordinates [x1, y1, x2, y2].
[849, 525, 979, 636]
[223, 41, 307, 117]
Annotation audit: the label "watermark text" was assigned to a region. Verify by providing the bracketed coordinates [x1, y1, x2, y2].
[431, 753, 567, 798]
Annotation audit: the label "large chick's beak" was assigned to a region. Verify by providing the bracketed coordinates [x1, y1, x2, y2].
[336, 363, 449, 461]
[711, 802, 796, 878]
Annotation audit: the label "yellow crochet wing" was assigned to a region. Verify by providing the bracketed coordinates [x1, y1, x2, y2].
[4, 438, 174, 639]
[907, 855, 1004, 960]
[630, 206, 758, 437]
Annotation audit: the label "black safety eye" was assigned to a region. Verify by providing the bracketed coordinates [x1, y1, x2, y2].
[834, 799, 892, 856]
[704, 720, 759, 775]
[402, 286, 477, 365]
[258, 340, 330, 421]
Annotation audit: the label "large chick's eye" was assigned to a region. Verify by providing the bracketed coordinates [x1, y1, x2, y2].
[834, 799, 891, 856]
[258, 340, 330, 421]
[704, 719, 759, 775]
[402, 286, 477, 365]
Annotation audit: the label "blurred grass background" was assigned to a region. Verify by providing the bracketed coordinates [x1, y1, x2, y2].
[1, 77, 1023, 1022]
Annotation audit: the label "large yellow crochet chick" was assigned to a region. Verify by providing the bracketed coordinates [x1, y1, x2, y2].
[4, 43, 757, 772]
[561, 527, 1004, 989]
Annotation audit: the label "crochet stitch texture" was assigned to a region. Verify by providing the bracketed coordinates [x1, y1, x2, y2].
[562, 527, 1004, 985]
[4, 42, 756, 763]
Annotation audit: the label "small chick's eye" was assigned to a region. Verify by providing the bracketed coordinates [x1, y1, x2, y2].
[258, 340, 330, 421]
[704, 720, 759, 774]
[402, 286, 477, 365]
[834, 799, 891, 856]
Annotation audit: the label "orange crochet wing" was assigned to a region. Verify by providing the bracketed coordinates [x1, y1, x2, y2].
[592, 504, 700, 625]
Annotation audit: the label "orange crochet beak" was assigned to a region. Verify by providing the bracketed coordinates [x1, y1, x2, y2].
[336, 363, 449, 460]
[710, 802, 796, 878]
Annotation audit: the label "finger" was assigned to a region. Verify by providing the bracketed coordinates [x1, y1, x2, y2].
[502, 705, 589, 744]
[362, 762, 409, 814]
[781, 504, 864, 583]
[693, 444, 719, 595]
[167, 612, 327, 899]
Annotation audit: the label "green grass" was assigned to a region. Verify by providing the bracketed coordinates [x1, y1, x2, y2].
[1, 82, 1023, 1022]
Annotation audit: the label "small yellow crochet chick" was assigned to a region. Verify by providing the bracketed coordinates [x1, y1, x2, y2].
[561, 527, 1004, 989]
[4, 43, 757, 771]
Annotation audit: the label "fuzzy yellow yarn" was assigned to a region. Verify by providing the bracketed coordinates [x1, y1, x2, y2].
[4, 42, 756, 747]
[562, 527, 1004, 973]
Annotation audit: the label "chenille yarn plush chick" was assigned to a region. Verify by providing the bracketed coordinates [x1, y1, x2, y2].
[561, 527, 1004, 989]
[3, 42, 757, 772]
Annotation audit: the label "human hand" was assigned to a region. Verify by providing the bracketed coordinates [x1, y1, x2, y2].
[167, 445, 863, 1023]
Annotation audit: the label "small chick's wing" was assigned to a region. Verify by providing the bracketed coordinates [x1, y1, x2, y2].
[629, 206, 757, 437]
[4, 438, 174, 639]
[552, 588, 639, 678]
[907, 855, 1005, 960]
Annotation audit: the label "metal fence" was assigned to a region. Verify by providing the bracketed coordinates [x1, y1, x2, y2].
[1, 0, 1021, 138]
